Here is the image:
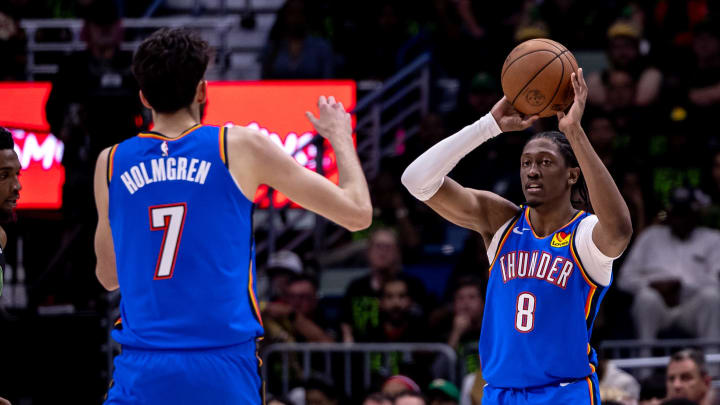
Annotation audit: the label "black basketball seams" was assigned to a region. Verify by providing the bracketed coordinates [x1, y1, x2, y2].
[510, 49, 569, 108]
[502, 49, 559, 82]
[537, 49, 571, 115]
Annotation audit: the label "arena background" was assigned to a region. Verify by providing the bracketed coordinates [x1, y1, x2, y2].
[0, 0, 719, 404]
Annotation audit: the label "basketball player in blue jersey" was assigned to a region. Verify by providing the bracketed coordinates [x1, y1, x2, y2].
[403, 69, 632, 404]
[93, 28, 371, 404]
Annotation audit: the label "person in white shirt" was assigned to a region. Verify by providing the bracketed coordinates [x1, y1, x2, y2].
[619, 187, 720, 343]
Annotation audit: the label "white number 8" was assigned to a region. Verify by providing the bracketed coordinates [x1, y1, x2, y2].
[515, 292, 535, 333]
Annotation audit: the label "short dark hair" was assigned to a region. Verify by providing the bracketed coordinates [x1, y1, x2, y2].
[527, 131, 591, 211]
[670, 349, 707, 376]
[132, 28, 210, 113]
[660, 399, 700, 405]
[0, 127, 14, 150]
[287, 273, 319, 291]
[453, 276, 484, 297]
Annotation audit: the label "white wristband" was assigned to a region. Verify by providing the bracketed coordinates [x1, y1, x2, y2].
[401, 113, 502, 201]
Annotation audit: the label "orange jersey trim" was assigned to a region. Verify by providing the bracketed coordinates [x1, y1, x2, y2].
[586, 377, 594, 405]
[489, 215, 522, 272]
[107, 144, 119, 184]
[114, 317, 122, 327]
[570, 236, 598, 318]
[525, 207, 584, 239]
[248, 260, 263, 327]
[138, 123, 202, 141]
[219, 127, 227, 165]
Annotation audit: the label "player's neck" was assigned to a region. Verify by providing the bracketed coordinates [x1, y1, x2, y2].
[151, 107, 201, 139]
[527, 202, 577, 238]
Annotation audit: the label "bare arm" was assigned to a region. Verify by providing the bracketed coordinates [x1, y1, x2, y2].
[229, 96, 372, 231]
[93, 147, 119, 291]
[558, 69, 633, 257]
[402, 98, 536, 246]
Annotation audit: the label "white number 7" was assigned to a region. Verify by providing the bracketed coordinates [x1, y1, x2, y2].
[149, 203, 187, 279]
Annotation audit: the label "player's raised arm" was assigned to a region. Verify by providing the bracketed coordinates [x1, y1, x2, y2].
[401, 97, 537, 245]
[558, 68, 633, 257]
[228, 96, 372, 231]
[93, 147, 119, 291]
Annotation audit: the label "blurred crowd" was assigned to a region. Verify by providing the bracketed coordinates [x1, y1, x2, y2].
[1, 0, 720, 404]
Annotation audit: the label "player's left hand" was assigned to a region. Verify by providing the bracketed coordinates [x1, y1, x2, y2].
[557, 68, 587, 133]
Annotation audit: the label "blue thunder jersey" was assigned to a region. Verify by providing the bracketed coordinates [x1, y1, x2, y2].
[480, 206, 610, 388]
[107, 124, 263, 349]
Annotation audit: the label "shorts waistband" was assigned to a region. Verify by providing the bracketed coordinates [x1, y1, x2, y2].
[121, 338, 259, 353]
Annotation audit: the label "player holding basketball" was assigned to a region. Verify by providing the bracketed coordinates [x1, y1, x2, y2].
[403, 68, 632, 404]
[94, 28, 371, 404]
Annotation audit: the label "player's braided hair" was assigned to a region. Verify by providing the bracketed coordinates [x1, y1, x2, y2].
[528, 131, 591, 212]
[0, 127, 14, 150]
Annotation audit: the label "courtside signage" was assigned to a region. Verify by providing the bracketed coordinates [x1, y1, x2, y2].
[204, 81, 356, 208]
[0, 82, 64, 210]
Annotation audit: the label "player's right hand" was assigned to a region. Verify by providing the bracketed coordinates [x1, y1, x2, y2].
[490, 96, 539, 132]
[305, 95, 352, 143]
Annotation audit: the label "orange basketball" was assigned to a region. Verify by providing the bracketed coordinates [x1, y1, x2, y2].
[501, 38, 578, 118]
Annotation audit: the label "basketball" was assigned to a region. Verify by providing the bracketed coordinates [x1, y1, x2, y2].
[501, 38, 578, 117]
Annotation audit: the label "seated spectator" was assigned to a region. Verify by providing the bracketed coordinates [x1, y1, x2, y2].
[304, 378, 343, 405]
[665, 349, 714, 405]
[341, 228, 427, 343]
[639, 373, 667, 405]
[258, 249, 304, 302]
[262, 273, 334, 343]
[394, 392, 427, 405]
[619, 188, 720, 344]
[364, 392, 393, 405]
[430, 277, 484, 375]
[587, 21, 662, 107]
[598, 358, 641, 403]
[427, 379, 459, 405]
[364, 277, 426, 343]
[382, 375, 422, 398]
[260, 0, 334, 79]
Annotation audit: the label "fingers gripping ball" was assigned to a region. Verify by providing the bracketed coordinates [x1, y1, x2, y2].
[501, 38, 578, 117]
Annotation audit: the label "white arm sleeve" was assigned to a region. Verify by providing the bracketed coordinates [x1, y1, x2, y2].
[401, 113, 502, 201]
[575, 215, 619, 287]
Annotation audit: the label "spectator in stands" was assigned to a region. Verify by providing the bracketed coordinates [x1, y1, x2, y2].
[305, 378, 343, 405]
[639, 373, 668, 405]
[382, 375, 422, 398]
[619, 188, 720, 344]
[701, 150, 720, 228]
[587, 20, 663, 108]
[364, 392, 393, 405]
[430, 277, 483, 376]
[395, 392, 427, 405]
[369, 170, 421, 255]
[363, 277, 426, 343]
[340, 228, 427, 343]
[686, 21, 720, 109]
[598, 358, 641, 403]
[43, 0, 141, 309]
[259, 249, 304, 302]
[664, 349, 714, 405]
[0, 9, 25, 80]
[262, 273, 334, 344]
[427, 379, 459, 405]
[260, 0, 335, 79]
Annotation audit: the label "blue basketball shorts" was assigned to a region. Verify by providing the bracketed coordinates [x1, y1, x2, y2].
[104, 339, 263, 405]
[482, 373, 601, 405]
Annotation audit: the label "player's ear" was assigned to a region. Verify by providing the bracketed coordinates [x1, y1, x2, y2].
[196, 80, 207, 105]
[568, 167, 580, 185]
[139, 90, 152, 110]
